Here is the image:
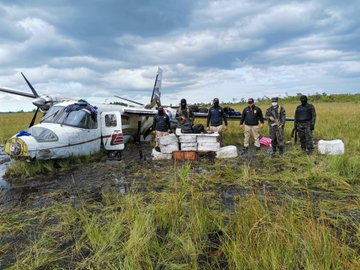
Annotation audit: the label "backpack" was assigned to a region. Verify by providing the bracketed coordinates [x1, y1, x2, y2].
[181, 119, 193, 133]
[192, 123, 204, 134]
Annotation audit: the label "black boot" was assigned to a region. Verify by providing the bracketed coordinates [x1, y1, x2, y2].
[279, 147, 284, 155]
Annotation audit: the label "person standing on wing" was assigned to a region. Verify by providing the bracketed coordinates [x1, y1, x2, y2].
[240, 98, 264, 151]
[266, 97, 286, 155]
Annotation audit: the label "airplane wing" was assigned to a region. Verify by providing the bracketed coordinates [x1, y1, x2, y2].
[0, 87, 37, 98]
[123, 107, 157, 116]
[193, 112, 242, 120]
[193, 112, 294, 121]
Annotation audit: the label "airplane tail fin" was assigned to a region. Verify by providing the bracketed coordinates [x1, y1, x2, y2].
[146, 67, 162, 109]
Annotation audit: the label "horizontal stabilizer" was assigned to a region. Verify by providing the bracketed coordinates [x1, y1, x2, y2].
[114, 95, 144, 106]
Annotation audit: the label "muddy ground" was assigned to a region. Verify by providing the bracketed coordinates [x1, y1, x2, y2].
[1, 143, 359, 269]
[0, 144, 155, 208]
[0, 143, 268, 211]
[0, 143, 232, 210]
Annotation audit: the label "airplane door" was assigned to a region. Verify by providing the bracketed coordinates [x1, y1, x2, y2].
[101, 111, 125, 151]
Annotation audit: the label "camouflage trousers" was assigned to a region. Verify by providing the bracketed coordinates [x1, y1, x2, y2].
[269, 126, 284, 151]
[297, 122, 313, 150]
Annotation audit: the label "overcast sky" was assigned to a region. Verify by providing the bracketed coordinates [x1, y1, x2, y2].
[0, 0, 359, 111]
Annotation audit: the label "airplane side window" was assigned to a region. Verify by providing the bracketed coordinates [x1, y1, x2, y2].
[105, 114, 117, 127]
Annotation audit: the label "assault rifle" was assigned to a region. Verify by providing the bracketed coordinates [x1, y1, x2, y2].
[291, 124, 298, 143]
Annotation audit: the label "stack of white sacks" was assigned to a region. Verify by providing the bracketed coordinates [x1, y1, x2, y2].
[152, 129, 238, 160]
[176, 128, 220, 151]
[152, 134, 179, 160]
[179, 134, 197, 151]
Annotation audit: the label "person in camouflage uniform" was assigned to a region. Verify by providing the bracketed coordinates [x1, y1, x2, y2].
[266, 97, 286, 154]
[294, 95, 316, 152]
[176, 98, 194, 127]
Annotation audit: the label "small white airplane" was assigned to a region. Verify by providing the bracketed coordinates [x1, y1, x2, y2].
[0, 68, 177, 160]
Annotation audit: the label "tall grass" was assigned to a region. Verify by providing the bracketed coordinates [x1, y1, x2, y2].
[1, 95, 360, 269]
[1, 164, 358, 269]
[0, 112, 42, 143]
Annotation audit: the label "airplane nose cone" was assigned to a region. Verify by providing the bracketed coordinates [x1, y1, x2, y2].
[32, 97, 46, 107]
[5, 137, 29, 157]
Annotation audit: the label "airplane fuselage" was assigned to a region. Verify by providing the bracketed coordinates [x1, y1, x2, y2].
[4, 101, 157, 160]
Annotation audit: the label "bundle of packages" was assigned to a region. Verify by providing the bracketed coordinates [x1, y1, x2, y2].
[197, 133, 220, 152]
[179, 134, 197, 151]
[159, 134, 179, 154]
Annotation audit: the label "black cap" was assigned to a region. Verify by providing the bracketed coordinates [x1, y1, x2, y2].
[213, 98, 219, 103]
[271, 97, 279, 102]
[248, 98, 254, 104]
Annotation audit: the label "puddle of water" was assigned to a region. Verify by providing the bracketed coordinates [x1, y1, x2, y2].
[223, 187, 250, 211]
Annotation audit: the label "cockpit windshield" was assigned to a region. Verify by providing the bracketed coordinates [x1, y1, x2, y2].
[41, 106, 64, 123]
[41, 106, 97, 129]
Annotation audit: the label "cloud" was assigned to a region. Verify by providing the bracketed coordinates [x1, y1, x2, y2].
[0, 0, 359, 112]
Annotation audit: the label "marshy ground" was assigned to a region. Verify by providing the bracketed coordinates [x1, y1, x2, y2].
[1, 143, 359, 269]
[0, 95, 359, 269]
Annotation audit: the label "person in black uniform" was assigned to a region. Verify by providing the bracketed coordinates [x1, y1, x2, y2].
[266, 97, 286, 154]
[153, 106, 170, 148]
[240, 98, 264, 150]
[206, 98, 228, 132]
[294, 95, 316, 152]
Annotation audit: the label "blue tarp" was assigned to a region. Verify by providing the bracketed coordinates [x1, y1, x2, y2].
[16, 130, 31, 137]
[65, 99, 98, 120]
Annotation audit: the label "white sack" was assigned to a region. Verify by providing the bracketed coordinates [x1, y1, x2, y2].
[216, 145, 238, 159]
[152, 148, 172, 160]
[318, 139, 345, 155]
[160, 143, 179, 154]
[198, 142, 220, 152]
[197, 134, 219, 143]
[179, 135, 197, 143]
[159, 133, 178, 145]
[181, 142, 198, 151]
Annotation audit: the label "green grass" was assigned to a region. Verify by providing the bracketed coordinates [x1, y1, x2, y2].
[0, 162, 359, 269]
[0, 94, 360, 269]
[0, 112, 42, 143]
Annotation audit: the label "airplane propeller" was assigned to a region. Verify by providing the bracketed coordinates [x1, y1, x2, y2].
[21, 72, 39, 98]
[19, 73, 42, 127]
